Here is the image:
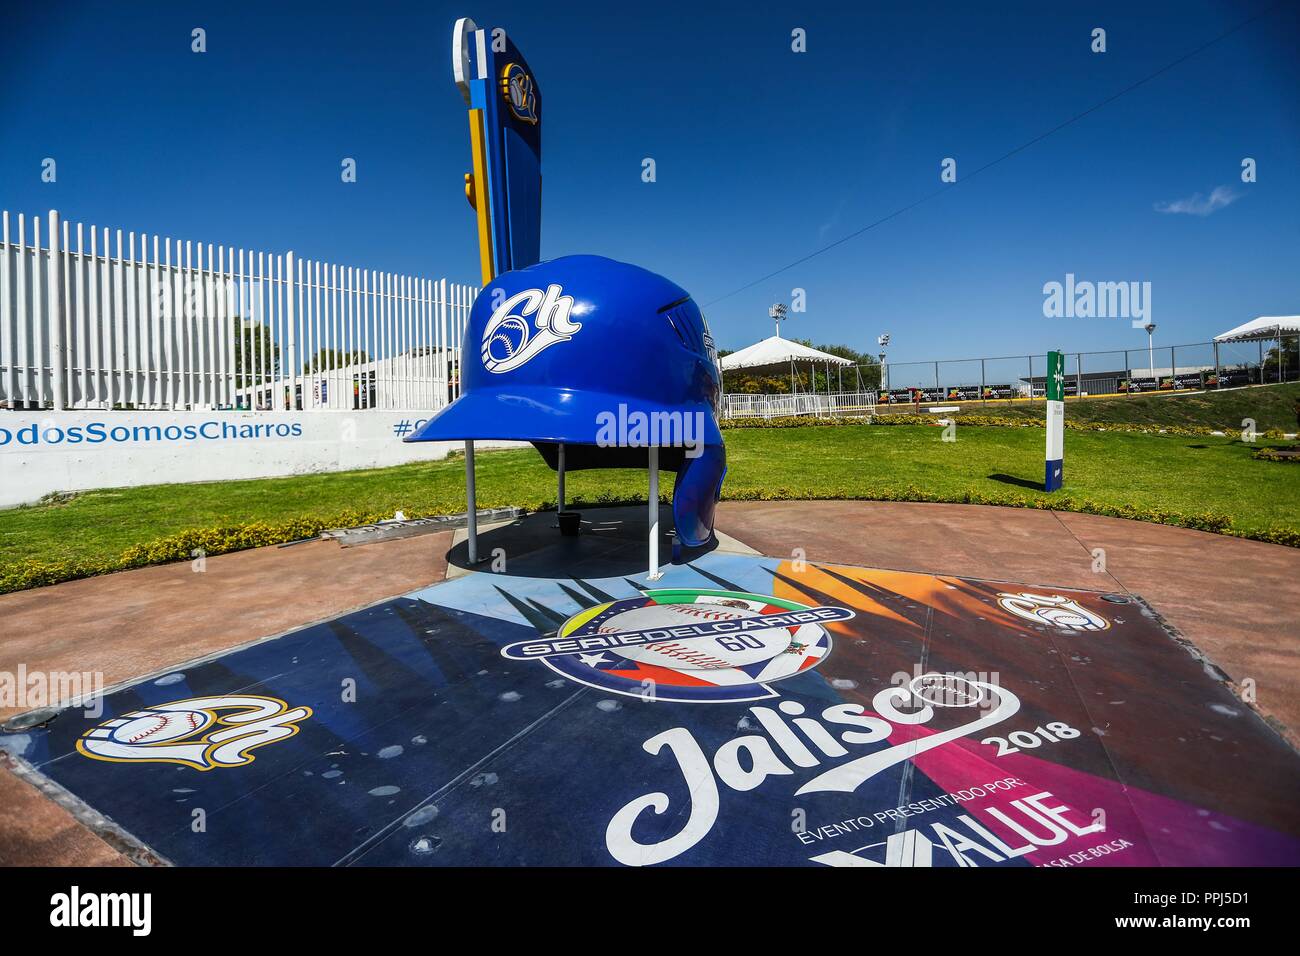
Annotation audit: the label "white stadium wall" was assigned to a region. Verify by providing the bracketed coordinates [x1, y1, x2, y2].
[0, 410, 524, 509]
[0, 209, 506, 509]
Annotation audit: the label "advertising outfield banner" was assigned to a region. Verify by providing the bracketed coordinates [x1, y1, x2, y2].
[0, 411, 524, 508]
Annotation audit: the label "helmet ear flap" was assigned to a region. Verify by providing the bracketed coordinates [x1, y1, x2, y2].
[672, 444, 727, 548]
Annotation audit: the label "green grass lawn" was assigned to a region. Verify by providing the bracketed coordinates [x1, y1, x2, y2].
[2, 423, 1296, 576]
[966, 381, 1300, 432]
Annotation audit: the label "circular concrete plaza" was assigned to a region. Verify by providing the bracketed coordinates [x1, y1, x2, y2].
[1, 502, 1296, 867]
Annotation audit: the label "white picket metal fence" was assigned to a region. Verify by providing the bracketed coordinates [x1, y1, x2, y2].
[721, 390, 877, 420]
[0, 210, 478, 411]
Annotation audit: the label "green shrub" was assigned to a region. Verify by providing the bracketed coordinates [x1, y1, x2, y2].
[1251, 445, 1300, 463]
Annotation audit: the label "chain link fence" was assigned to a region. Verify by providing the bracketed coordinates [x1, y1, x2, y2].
[720, 334, 1298, 418]
[873, 336, 1298, 409]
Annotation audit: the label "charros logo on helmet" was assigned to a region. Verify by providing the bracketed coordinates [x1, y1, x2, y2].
[480, 283, 583, 373]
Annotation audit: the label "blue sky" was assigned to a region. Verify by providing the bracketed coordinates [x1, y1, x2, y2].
[1, 0, 1296, 365]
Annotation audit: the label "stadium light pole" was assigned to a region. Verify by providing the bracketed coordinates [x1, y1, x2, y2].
[770, 302, 788, 339]
[877, 333, 890, 392]
[770, 303, 794, 393]
[1144, 322, 1157, 380]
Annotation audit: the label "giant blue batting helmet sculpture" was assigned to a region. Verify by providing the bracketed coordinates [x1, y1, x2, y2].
[406, 19, 726, 549]
[409, 256, 726, 546]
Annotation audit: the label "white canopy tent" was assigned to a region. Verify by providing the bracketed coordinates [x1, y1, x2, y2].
[718, 335, 874, 421]
[720, 335, 854, 372]
[720, 335, 855, 396]
[1213, 315, 1300, 343]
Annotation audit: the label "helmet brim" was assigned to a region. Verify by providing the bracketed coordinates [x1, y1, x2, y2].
[405, 385, 722, 447]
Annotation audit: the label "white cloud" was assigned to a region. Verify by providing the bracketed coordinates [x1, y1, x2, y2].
[1153, 185, 1240, 217]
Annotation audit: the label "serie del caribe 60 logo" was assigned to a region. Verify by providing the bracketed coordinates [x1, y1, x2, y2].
[499, 588, 851, 703]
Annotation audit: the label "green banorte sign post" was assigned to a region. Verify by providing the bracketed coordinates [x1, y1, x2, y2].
[1045, 350, 1064, 491]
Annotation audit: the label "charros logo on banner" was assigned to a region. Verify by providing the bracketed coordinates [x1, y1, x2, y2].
[501, 589, 849, 703]
[77, 695, 312, 770]
[996, 592, 1110, 631]
[481, 283, 583, 373]
[500, 61, 538, 124]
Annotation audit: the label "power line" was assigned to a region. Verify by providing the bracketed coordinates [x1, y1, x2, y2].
[702, 2, 1285, 308]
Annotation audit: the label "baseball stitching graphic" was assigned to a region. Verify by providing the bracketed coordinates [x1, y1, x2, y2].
[996, 592, 1109, 631]
[909, 674, 987, 707]
[596, 601, 787, 671]
[487, 315, 530, 364]
[113, 709, 210, 745]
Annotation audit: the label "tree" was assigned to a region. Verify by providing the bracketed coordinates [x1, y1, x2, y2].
[232, 318, 280, 388]
[303, 349, 371, 374]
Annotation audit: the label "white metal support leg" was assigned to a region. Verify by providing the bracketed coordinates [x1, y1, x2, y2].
[557, 442, 566, 512]
[647, 446, 662, 580]
[465, 439, 478, 563]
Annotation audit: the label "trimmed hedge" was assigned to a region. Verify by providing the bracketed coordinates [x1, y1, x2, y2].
[1252, 445, 1300, 463]
[2, 484, 1295, 595]
[2, 511, 383, 594]
[0, 494, 652, 594]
